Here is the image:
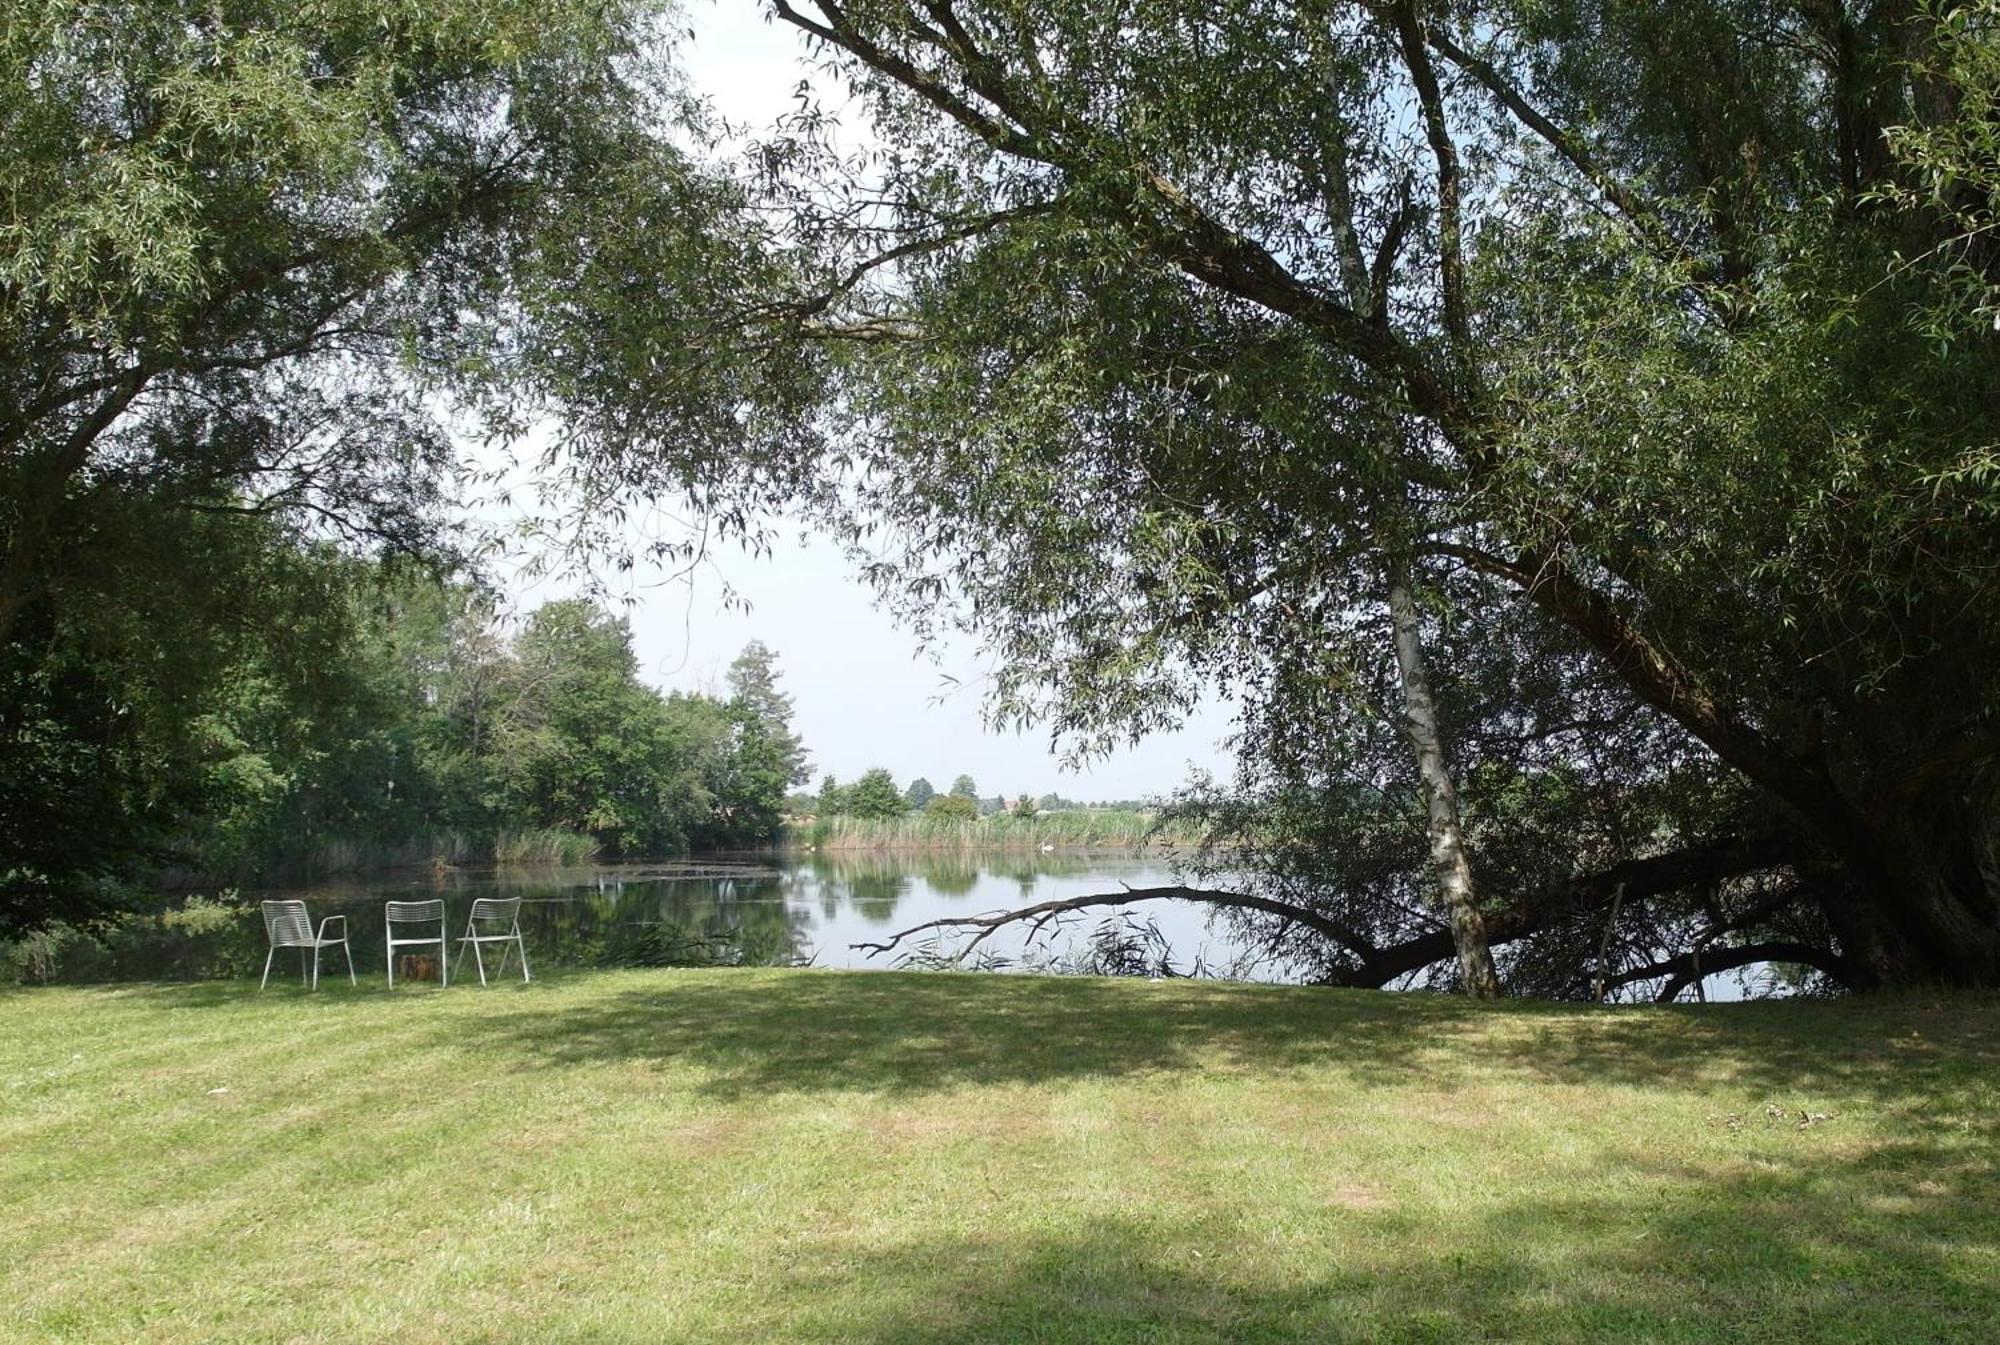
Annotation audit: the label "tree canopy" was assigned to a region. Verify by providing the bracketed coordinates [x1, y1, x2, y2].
[846, 768, 909, 819]
[720, 641, 813, 841]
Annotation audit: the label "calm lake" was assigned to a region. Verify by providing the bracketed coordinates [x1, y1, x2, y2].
[44, 853, 1282, 985]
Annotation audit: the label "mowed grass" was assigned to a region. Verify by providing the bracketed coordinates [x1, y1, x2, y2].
[2, 971, 1995, 1344]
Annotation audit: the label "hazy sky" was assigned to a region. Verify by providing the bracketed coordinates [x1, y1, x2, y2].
[485, 3, 1234, 801]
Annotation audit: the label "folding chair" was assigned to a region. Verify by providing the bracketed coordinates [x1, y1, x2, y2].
[453, 896, 531, 985]
[259, 900, 354, 990]
[385, 899, 449, 988]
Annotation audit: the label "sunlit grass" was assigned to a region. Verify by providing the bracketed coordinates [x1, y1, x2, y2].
[2, 970, 1994, 1342]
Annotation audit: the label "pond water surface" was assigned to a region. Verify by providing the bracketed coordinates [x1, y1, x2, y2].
[46, 852, 1282, 985]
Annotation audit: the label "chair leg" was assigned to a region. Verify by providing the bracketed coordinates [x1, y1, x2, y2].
[439, 935, 449, 988]
[261, 946, 275, 991]
[343, 938, 355, 986]
[495, 937, 514, 979]
[515, 927, 531, 983]
[311, 944, 320, 991]
[473, 937, 488, 986]
[301, 947, 309, 988]
[386, 936, 394, 988]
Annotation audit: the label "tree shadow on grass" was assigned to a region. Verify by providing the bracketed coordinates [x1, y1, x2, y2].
[426, 971, 2000, 1120]
[35, 970, 1997, 1136]
[737, 1117, 1998, 1345]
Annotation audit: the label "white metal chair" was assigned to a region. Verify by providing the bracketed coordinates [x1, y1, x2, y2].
[259, 900, 354, 990]
[385, 899, 449, 988]
[453, 896, 531, 985]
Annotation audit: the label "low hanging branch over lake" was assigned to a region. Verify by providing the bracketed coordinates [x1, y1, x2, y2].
[851, 885, 1379, 965]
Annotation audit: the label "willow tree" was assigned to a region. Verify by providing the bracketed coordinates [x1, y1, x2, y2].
[686, 0, 2000, 992]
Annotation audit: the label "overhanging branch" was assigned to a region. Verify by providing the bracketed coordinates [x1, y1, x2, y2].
[1602, 941, 1856, 1000]
[852, 884, 1380, 963]
[1325, 832, 1797, 988]
[854, 831, 1802, 993]
[1425, 541, 1857, 836]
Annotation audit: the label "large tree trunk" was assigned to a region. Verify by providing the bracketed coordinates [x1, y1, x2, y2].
[1446, 543, 2000, 990]
[1386, 556, 1502, 997]
[1821, 778, 2000, 987]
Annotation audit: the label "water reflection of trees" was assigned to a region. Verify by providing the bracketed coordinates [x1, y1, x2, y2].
[920, 860, 979, 898]
[525, 872, 810, 968]
[844, 873, 912, 924]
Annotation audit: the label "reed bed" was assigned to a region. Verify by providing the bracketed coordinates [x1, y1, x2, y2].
[792, 809, 1196, 852]
[490, 827, 603, 866]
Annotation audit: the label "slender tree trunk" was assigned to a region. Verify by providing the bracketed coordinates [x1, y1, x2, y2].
[1386, 555, 1501, 998]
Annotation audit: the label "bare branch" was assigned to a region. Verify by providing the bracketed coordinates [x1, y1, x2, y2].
[771, 0, 1049, 161]
[1368, 176, 1416, 325]
[1386, 1, 1470, 351]
[1598, 940, 1856, 1000]
[778, 0, 1486, 457]
[777, 200, 1060, 324]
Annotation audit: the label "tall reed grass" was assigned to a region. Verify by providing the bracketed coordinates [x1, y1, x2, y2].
[491, 828, 602, 866]
[791, 809, 1196, 853]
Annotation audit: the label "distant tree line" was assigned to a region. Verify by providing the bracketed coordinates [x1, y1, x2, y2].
[797, 769, 1148, 822]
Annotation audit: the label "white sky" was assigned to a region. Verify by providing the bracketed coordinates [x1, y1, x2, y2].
[482, 1, 1233, 801]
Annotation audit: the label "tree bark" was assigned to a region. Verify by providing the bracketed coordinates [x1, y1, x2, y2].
[1386, 555, 1501, 997]
[0, 371, 147, 648]
[1832, 780, 2000, 987]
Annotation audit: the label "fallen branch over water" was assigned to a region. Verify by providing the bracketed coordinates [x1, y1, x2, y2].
[850, 885, 1373, 963]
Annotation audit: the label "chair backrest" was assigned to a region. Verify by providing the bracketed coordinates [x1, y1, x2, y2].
[261, 900, 313, 947]
[468, 896, 522, 925]
[385, 899, 445, 925]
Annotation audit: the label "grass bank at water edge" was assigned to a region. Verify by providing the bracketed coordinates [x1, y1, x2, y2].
[2, 969, 1995, 1343]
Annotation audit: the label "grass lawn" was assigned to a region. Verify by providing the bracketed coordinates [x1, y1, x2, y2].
[2, 970, 1995, 1343]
